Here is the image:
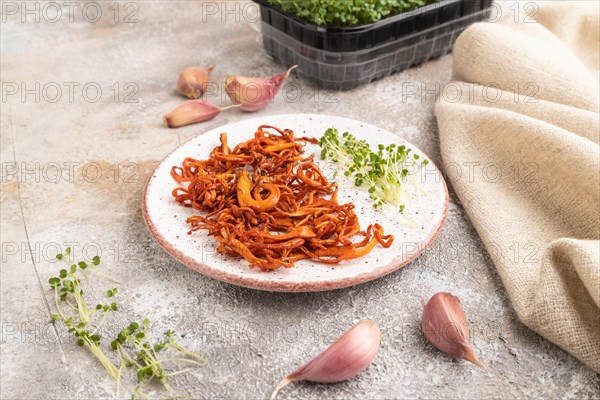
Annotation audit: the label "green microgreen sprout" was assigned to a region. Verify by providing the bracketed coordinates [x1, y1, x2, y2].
[318, 127, 428, 211]
[111, 318, 204, 395]
[49, 247, 203, 398]
[265, 0, 437, 28]
[49, 248, 120, 379]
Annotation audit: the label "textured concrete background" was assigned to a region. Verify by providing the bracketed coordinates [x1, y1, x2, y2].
[1, 1, 599, 399]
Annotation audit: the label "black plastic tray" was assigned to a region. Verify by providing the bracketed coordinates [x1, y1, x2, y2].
[255, 0, 492, 52]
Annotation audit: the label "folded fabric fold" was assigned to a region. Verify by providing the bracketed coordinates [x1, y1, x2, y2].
[435, 1, 600, 371]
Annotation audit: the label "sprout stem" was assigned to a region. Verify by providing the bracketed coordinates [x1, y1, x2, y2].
[84, 337, 119, 379]
[149, 357, 204, 367]
[90, 311, 108, 336]
[116, 364, 124, 399]
[164, 368, 192, 377]
[52, 286, 66, 320]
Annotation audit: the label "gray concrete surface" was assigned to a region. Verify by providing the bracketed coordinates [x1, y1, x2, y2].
[1, 1, 599, 399]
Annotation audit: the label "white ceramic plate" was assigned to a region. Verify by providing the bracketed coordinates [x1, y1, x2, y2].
[143, 114, 448, 292]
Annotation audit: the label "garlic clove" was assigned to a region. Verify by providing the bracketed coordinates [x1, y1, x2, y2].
[163, 100, 239, 128]
[176, 66, 214, 99]
[270, 320, 381, 399]
[421, 292, 487, 370]
[224, 65, 297, 112]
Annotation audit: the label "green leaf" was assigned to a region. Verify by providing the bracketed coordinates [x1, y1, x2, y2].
[70, 264, 77, 274]
[92, 256, 100, 266]
[56, 254, 63, 260]
[153, 343, 165, 353]
[59, 269, 67, 278]
[65, 246, 71, 255]
[78, 261, 88, 269]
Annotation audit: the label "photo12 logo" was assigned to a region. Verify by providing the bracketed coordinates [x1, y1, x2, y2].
[1, 81, 139, 104]
[1, 240, 143, 264]
[1, 1, 139, 24]
[199, 1, 260, 23]
[1, 161, 140, 184]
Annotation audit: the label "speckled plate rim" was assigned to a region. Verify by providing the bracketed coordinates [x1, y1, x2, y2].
[142, 114, 449, 292]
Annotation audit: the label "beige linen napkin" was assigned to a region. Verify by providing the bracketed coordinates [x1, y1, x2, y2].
[435, 1, 600, 371]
